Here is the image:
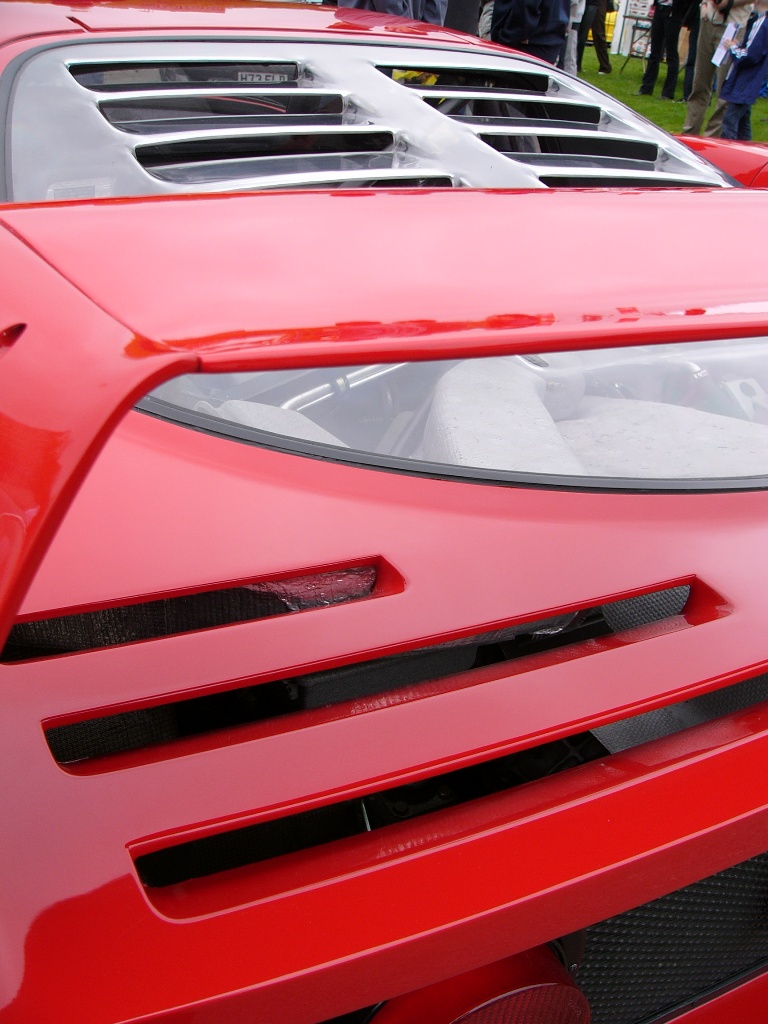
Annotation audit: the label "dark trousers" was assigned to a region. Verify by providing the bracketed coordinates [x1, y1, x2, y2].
[591, 0, 612, 72]
[722, 101, 752, 139]
[577, 0, 598, 69]
[683, 13, 699, 100]
[639, 4, 682, 98]
[524, 40, 566, 62]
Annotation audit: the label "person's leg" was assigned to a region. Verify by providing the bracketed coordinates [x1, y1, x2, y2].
[739, 103, 753, 140]
[703, 58, 730, 137]
[683, 13, 699, 100]
[639, 7, 664, 94]
[557, 31, 569, 66]
[721, 100, 741, 138]
[661, 11, 682, 98]
[682, 18, 722, 134]
[477, 0, 494, 37]
[564, 23, 580, 73]
[591, 0, 612, 72]
[577, 0, 598, 69]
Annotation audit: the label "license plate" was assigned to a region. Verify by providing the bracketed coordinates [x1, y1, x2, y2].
[237, 71, 291, 83]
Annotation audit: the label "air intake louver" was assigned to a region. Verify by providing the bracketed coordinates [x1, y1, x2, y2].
[377, 63, 713, 187]
[135, 730, 609, 889]
[100, 94, 348, 134]
[133, 670, 768, 893]
[10, 42, 720, 203]
[71, 61, 302, 90]
[135, 128, 397, 183]
[42, 584, 691, 768]
[65, 58, 461, 191]
[3, 565, 378, 661]
[377, 66, 551, 95]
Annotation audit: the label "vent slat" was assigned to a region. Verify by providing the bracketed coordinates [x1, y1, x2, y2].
[101, 93, 348, 134]
[452, 113, 602, 129]
[377, 65, 550, 95]
[134, 730, 609, 888]
[478, 132, 658, 163]
[118, 114, 347, 134]
[423, 95, 602, 125]
[95, 86, 336, 102]
[478, 127, 656, 151]
[42, 585, 690, 769]
[158, 167, 455, 189]
[71, 61, 301, 91]
[538, 173, 713, 187]
[4, 565, 379, 662]
[508, 154, 670, 174]
[132, 670, 768, 894]
[135, 129, 396, 170]
[146, 153, 413, 186]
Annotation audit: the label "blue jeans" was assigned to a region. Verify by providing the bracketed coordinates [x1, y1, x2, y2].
[722, 101, 752, 140]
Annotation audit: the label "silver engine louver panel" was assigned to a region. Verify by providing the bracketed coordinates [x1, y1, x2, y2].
[8, 39, 730, 202]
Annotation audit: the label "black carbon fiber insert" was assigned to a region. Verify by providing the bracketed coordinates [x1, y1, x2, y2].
[577, 852, 768, 1024]
[600, 585, 689, 634]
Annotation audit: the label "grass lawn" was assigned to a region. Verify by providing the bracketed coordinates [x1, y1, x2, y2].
[578, 43, 768, 142]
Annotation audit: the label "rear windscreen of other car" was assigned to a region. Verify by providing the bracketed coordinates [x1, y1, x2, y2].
[141, 339, 768, 490]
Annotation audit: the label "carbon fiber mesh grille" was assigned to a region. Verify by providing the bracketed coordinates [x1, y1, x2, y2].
[3, 566, 377, 660]
[600, 585, 690, 634]
[453, 985, 589, 1023]
[577, 852, 768, 1024]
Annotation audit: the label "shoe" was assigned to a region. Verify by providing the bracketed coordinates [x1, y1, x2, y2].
[598, 69, 612, 74]
[635, 89, 651, 95]
[660, 95, 673, 101]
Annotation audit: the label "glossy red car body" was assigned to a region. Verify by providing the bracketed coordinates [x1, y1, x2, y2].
[681, 136, 768, 187]
[3, 187, 768, 1023]
[4, 2, 768, 1023]
[1, 0, 763, 188]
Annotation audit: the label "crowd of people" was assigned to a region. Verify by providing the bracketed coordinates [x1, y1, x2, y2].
[338, 0, 768, 141]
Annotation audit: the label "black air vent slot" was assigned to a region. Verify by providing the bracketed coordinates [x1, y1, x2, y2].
[134, 670, 768, 890]
[480, 134, 658, 162]
[135, 129, 395, 169]
[42, 584, 691, 768]
[378, 65, 550, 95]
[539, 175, 698, 187]
[71, 62, 300, 90]
[3, 566, 378, 662]
[432, 101, 601, 125]
[135, 730, 609, 888]
[100, 94, 347, 134]
[142, 154, 431, 187]
[365, 175, 454, 187]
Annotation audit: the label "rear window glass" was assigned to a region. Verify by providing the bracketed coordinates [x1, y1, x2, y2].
[142, 339, 768, 490]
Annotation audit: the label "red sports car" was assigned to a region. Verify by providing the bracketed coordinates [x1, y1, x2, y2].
[3, 4, 768, 1024]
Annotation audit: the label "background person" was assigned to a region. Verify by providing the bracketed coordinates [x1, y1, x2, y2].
[337, 0, 448, 21]
[576, 0, 599, 67]
[721, 0, 768, 136]
[681, 0, 753, 136]
[637, 0, 689, 98]
[491, 0, 571, 62]
[560, 0, 587, 71]
[680, 0, 701, 98]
